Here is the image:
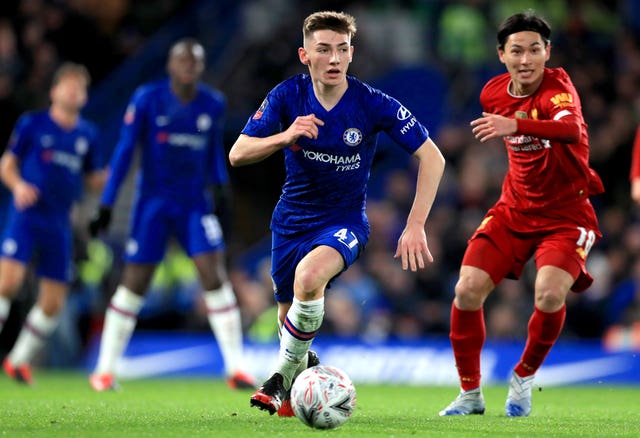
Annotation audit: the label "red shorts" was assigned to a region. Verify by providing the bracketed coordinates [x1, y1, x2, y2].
[461, 201, 601, 293]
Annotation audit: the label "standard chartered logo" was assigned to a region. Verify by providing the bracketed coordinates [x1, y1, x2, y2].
[301, 150, 361, 171]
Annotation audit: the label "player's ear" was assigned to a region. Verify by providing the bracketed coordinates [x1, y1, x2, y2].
[497, 48, 506, 65]
[545, 43, 551, 62]
[298, 47, 309, 65]
[349, 46, 354, 63]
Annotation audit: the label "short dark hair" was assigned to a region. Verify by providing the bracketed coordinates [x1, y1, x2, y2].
[51, 62, 91, 88]
[303, 11, 357, 40]
[497, 10, 551, 50]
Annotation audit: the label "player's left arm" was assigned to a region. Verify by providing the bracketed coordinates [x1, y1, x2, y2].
[394, 137, 445, 271]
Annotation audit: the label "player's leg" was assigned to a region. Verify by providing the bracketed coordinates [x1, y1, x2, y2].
[440, 222, 517, 416]
[90, 263, 155, 390]
[277, 245, 341, 385]
[252, 225, 364, 415]
[4, 277, 67, 385]
[252, 245, 340, 414]
[275, 299, 321, 417]
[4, 218, 73, 385]
[180, 205, 255, 389]
[1, 258, 30, 383]
[0, 215, 33, 333]
[0, 258, 27, 333]
[439, 264, 493, 416]
[506, 263, 573, 417]
[192, 250, 255, 389]
[91, 197, 167, 390]
[276, 301, 320, 380]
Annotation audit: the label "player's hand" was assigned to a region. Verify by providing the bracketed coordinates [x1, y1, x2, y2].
[13, 180, 39, 211]
[283, 114, 325, 144]
[470, 112, 517, 142]
[88, 206, 112, 237]
[393, 222, 433, 272]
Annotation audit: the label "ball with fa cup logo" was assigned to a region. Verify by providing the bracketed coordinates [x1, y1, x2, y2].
[290, 365, 356, 429]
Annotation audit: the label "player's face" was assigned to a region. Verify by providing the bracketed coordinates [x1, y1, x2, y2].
[299, 30, 353, 87]
[168, 44, 205, 86]
[498, 31, 550, 95]
[50, 74, 88, 112]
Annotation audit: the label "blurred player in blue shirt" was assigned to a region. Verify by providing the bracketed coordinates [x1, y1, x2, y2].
[229, 11, 445, 416]
[0, 63, 106, 385]
[88, 38, 255, 391]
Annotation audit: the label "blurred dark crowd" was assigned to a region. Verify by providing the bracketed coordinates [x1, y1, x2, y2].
[1, 0, 640, 366]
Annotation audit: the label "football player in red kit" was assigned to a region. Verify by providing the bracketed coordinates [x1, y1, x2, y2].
[440, 10, 604, 417]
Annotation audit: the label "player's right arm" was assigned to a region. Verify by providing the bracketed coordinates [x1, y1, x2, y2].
[228, 114, 324, 167]
[0, 151, 39, 211]
[89, 89, 146, 237]
[100, 91, 147, 207]
[1, 115, 39, 211]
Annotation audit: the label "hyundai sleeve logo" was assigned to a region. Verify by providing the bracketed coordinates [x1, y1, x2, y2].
[396, 106, 411, 121]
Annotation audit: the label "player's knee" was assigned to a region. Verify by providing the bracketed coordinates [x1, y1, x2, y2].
[454, 275, 489, 310]
[294, 267, 324, 297]
[38, 295, 65, 317]
[0, 277, 22, 298]
[294, 271, 326, 301]
[534, 287, 566, 312]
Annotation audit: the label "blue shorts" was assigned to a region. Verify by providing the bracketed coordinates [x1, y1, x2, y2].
[1, 210, 72, 282]
[271, 224, 369, 302]
[125, 195, 225, 264]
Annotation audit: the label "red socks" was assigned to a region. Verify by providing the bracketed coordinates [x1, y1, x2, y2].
[449, 304, 567, 391]
[515, 305, 566, 377]
[450, 303, 566, 388]
[449, 304, 485, 391]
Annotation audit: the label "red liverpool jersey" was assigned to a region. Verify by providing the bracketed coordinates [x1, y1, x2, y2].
[480, 67, 603, 212]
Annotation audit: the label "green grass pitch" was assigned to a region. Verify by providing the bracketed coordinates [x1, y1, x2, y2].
[2, 371, 638, 437]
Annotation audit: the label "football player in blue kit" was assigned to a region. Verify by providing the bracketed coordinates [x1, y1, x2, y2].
[229, 11, 445, 415]
[0, 63, 106, 385]
[88, 38, 255, 391]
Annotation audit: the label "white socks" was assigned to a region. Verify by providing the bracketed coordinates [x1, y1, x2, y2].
[94, 283, 245, 378]
[276, 297, 324, 389]
[8, 305, 59, 366]
[204, 282, 244, 376]
[94, 285, 143, 375]
[277, 317, 310, 380]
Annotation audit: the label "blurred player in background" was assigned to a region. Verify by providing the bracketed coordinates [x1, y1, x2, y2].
[88, 38, 255, 391]
[439, 11, 604, 417]
[0, 63, 105, 384]
[229, 11, 445, 416]
[629, 125, 640, 204]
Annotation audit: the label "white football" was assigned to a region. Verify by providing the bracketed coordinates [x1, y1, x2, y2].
[290, 365, 356, 429]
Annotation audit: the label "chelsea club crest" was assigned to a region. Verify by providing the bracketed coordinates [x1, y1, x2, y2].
[343, 128, 362, 146]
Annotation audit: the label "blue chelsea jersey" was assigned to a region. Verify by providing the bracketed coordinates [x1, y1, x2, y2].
[8, 110, 101, 216]
[101, 79, 229, 206]
[241, 74, 430, 235]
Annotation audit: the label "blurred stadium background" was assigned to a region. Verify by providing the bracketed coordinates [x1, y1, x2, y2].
[0, 0, 639, 384]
